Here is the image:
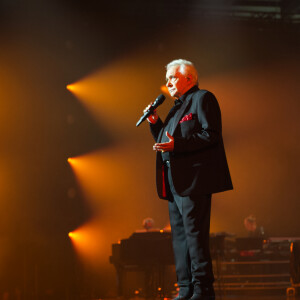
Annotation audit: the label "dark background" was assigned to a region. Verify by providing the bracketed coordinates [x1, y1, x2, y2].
[0, 0, 299, 299]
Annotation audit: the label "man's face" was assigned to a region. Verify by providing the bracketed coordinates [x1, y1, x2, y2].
[166, 66, 190, 99]
[244, 219, 257, 232]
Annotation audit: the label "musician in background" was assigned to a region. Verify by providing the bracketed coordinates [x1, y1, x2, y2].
[244, 214, 265, 237]
[135, 218, 160, 233]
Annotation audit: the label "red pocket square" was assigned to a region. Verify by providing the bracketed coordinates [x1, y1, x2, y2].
[179, 113, 193, 124]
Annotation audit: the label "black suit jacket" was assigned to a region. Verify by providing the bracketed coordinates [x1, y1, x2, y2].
[150, 87, 233, 199]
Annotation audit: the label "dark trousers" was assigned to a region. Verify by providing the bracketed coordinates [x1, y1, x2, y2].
[166, 164, 214, 293]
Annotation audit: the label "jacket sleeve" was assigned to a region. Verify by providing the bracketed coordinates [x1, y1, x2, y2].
[150, 118, 164, 143]
[173, 92, 222, 153]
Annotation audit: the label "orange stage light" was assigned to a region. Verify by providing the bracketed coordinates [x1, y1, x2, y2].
[68, 232, 75, 238]
[65, 55, 167, 138]
[160, 85, 169, 95]
[66, 84, 75, 91]
[68, 220, 106, 269]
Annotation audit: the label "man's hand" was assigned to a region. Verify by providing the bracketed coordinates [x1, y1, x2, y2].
[143, 103, 159, 124]
[153, 131, 174, 152]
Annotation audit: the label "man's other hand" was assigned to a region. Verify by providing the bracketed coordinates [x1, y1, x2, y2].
[153, 131, 174, 152]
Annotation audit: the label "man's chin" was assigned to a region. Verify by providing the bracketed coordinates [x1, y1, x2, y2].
[169, 91, 177, 98]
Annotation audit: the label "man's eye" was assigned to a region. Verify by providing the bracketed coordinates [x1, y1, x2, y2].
[166, 77, 177, 83]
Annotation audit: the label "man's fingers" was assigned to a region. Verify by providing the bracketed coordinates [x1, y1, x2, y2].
[143, 102, 153, 113]
[153, 142, 172, 153]
[154, 133, 174, 152]
[154, 142, 168, 148]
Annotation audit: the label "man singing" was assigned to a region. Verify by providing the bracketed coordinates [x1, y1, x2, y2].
[144, 59, 233, 300]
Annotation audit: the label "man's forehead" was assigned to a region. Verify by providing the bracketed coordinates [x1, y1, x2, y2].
[166, 65, 180, 77]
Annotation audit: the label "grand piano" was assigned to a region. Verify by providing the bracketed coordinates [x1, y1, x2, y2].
[110, 230, 176, 298]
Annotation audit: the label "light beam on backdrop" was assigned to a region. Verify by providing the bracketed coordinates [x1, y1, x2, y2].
[65, 53, 174, 267]
[68, 220, 106, 269]
[67, 146, 154, 214]
[65, 52, 173, 231]
[66, 54, 168, 139]
[67, 143, 163, 265]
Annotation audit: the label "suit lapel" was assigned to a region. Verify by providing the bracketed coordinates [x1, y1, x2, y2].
[157, 103, 181, 142]
[169, 93, 194, 136]
[157, 126, 164, 143]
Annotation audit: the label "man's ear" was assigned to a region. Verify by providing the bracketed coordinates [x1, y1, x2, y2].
[186, 74, 193, 81]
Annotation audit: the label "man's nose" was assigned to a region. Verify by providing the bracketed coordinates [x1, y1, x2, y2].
[166, 80, 172, 87]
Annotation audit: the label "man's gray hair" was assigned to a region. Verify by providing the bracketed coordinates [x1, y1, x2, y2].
[166, 59, 198, 85]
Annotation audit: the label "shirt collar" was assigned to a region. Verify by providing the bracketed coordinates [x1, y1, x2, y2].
[174, 98, 183, 106]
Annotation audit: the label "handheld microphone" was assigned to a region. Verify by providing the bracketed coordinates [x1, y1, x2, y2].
[136, 94, 166, 127]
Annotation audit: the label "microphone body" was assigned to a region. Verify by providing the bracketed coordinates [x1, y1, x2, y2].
[136, 94, 166, 127]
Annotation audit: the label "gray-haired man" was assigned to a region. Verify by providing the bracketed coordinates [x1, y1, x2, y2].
[145, 59, 233, 300]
